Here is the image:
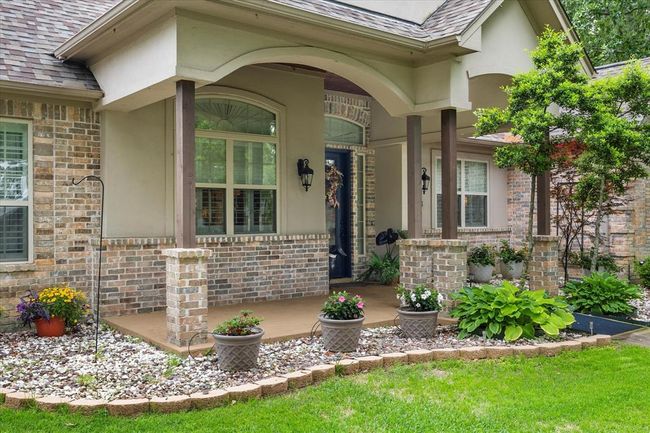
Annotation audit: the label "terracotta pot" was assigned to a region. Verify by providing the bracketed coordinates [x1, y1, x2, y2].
[35, 316, 66, 337]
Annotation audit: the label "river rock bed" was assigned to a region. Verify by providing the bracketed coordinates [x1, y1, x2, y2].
[0, 324, 581, 400]
[631, 288, 650, 322]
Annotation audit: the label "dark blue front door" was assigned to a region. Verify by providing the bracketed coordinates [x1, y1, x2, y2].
[325, 149, 351, 279]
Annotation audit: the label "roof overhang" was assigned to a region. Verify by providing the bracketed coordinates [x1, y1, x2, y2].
[0, 80, 104, 102]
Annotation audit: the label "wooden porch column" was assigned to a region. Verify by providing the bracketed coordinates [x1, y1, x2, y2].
[441, 109, 458, 239]
[406, 115, 423, 238]
[536, 171, 551, 235]
[175, 80, 197, 248]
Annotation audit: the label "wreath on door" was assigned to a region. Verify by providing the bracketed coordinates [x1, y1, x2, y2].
[325, 163, 344, 208]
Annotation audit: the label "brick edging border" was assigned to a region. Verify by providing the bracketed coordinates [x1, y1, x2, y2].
[0, 335, 612, 416]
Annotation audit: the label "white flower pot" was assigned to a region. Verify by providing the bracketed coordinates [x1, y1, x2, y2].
[469, 263, 494, 283]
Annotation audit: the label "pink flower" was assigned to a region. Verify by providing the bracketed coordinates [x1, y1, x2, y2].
[338, 296, 346, 302]
[356, 302, 364, 309]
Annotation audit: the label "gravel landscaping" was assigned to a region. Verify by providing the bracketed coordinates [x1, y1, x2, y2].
[631, 288, 650, 322]
[0, 324, 582, 401]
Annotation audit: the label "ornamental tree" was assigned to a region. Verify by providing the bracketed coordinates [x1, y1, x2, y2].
[572, 61, 650, 271]
[475, 28, 587, 261]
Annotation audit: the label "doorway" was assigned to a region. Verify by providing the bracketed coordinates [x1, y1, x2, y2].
[325, 149, 352, 279]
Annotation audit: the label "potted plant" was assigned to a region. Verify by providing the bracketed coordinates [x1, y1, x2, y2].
[318, 291, 365, 352]
[563, 272, 644, 334]
[358, 228, 407, 285]
[468, 244, 496, 283]
[395, 284, 443, 338]
[498, 240, 526, 280]
[17, 287, 88, 337]
[212, 310, 264, 371]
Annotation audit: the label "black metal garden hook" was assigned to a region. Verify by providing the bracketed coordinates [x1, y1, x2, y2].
[71, 175, 105, 356]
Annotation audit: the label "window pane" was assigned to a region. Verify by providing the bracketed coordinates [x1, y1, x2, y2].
[465, 195, 487, 227]
[0, 206, 28, 262]
[434, 159, 461, 193]
[195, 98, 276, 136]
[324, 117, 364, 145]
[196, 137, 226, 184]
[435, 194, 461, 228]
[196, 188, 226, 235]
[233, 141, 276, 185]
[0, 122, 28, 201]
[464, 161, 488, 193]
[234, 189, 276, 234]
[356, 155, 365, 255]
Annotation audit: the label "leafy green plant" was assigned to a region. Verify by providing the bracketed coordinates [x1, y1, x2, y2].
[77, 373, 97, 388]
[213, 310, 262, 336]
[358, 251, 399, 285]
[451, 282, 575, 341]
[395, 284, 443, 312]
[634, 258, 650, 288]
[321, 291, 364, 320]
[498, 240, 526, 264]
[467, 244, 496, 267]
[562, 272, 642, 316]
[569, 250, 620, 273]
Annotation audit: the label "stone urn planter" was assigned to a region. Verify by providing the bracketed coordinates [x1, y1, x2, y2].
[212, 327, 264, 371]
[502, 261, 524, 280]
[318, 315, 364, 352]
[397, 308, 438, 339]
[35, 316, 65, 337]
[469, 263, 494, 283]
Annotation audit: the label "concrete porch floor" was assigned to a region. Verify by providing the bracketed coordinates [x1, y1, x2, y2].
[104, 283, 455, 355]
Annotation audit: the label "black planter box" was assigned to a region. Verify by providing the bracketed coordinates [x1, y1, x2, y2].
[571, 312, 646, 335]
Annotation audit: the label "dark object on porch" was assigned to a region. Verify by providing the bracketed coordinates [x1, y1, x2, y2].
[297, 158, 314, 191]
[421, 167, 431, 194]
[571, 312, 645, 335]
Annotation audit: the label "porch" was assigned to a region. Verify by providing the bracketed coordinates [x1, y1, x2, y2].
[104, 283, 455, 355]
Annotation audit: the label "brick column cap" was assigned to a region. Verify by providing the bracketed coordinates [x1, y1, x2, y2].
[397, 238, 468, 248]
[162, 248, 212, 259]
[532, 235, 559, 243]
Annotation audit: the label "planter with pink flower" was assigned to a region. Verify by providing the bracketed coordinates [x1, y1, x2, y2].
[395, 284, 442, 339]
[16, 287, 88, 337]
[318, 291, 365, 352]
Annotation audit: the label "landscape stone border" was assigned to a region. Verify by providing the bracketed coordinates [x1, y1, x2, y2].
[0, 335, 612, 416]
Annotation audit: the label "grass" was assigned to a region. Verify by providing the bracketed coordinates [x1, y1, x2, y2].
[2, 345, 649, 433]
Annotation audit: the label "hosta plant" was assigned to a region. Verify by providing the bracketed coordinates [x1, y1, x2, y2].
[451, 282, 575, 341]
[562, 272, 642, 316]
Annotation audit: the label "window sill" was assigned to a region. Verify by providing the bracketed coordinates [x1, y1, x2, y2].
[0, 262, 36, 273]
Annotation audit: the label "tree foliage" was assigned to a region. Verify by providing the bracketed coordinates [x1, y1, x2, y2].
[562, 0, 650, 65]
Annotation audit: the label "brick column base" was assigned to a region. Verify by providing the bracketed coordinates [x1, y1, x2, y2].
[529, 235, 560, 295]
[162, 248, 212, 347]
[398, 238, 468, 298]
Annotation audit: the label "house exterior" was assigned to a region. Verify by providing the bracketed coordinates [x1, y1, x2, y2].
[2, 0, 632, 340]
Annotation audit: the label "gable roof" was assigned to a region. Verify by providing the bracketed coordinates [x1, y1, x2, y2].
[0, 0, 118, 93]
[595, 57, 650, 78]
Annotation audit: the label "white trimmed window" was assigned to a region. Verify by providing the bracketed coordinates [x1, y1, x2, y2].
[195, 98, 278, 235]
[434, 158, 488, 228]
[0, 119, 32, 263]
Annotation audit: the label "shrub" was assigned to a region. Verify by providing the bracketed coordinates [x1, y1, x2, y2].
[468, 244, 496, 267]
[17, 287, 88, 327]
[213, 310, 262, 336]
[358, 251, 399, 285]
[569, 250, 620, 273]
[498, 240, 526, 264]
[321, 291, 365, 320]
[562, 272, 642, 316]
[633, 258, 650, 288]
[395, 284, 443, 312]
[451, 282, 575, 341]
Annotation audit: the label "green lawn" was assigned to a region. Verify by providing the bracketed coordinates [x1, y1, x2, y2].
[2, 345, 649, 433]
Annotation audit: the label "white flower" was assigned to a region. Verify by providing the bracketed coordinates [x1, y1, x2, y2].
[416, 303, 421, 308]
[410, 293, 417, 302]
[396, 294, 401, 300]
[437, 293, 445, 303]
[422, 290, 431, 300]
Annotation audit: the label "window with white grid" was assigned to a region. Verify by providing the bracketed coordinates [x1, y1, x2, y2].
[434, 158, 488, 228]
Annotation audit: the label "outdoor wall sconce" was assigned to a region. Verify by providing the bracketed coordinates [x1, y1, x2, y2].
[421, 167, 431, 194]
[297, 158, 314, 191]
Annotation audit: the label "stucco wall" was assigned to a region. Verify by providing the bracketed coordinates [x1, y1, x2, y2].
[101, 65, 326, 238]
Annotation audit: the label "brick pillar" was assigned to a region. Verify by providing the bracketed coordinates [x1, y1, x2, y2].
[529, 235, 559, 295]
[163, 248, 212, 347]
[398, 239, 468, 297]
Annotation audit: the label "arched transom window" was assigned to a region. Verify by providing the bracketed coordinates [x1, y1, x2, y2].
[324, 116, 364, 146]
[195, 97, 278, 235]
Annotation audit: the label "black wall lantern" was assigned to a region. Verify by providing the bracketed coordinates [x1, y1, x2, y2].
[297, 158, 314, 191]
[421, 167, 431, 194]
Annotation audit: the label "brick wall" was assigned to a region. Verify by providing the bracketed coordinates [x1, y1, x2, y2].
[98, 234, 329, 317]
[0, 96, 101, 326]
[425, 227, 512, 248]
